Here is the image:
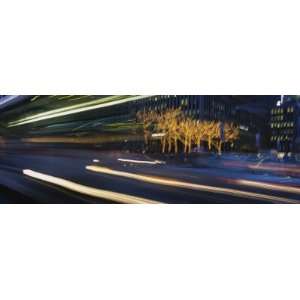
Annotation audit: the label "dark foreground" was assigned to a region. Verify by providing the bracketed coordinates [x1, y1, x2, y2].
[0, 144, 299, 204]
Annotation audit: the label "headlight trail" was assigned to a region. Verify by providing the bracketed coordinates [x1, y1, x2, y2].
[117, 158, 166, 165]
[249, 164, 300, 175]
[86, 165, 298, 204]
[236, 179, 300, 194]
[23, 169, 161, 204]
[8, 95, 153, 127]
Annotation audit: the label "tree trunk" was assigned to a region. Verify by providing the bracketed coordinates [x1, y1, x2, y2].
[218, 141, 222, 155]
[162, 137, 166, 153]
[197, 138, 201, 149]
[174, 137, 178, 154]
[184, 138, 188, 153]
[168, 136, 172, 153]
[188, 137, 192, 153]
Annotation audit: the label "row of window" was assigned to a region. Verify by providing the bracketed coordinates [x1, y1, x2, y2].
[271, 122, 294, 128]
[141, 96, 232, 117]
[271, 136, 293, 141]
[271, 106, 294, 115]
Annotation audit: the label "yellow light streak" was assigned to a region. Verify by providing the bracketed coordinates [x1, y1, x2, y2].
[9, 95, 152, 127]
[249, 164, 300, 175]
[86, 165, 298, 204]
[237, 179, 300, 195]
[23, 169, 160, 204]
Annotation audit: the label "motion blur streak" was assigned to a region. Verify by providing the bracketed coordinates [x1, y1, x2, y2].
[23, 169, 160, 204]
[9, 95, 151, 127]
[237, 179, 300, 194]
[86, 165, 298, 204]
[249, 164, 300, 175]
[118, 158, 165, 165]
[9, 95, 123, 124]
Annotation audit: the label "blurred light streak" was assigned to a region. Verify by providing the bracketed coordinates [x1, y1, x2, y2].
[86, 165, 298, 203]
[93, 159, 100, 163]
[22, 134, 141, 144]
[0, 95, 18, 107]
[223, 161, 300, 176]
[118, 158, 165, 165]
[10, 96, 120, 124]
[23, 169, 160, 204]
[249, 164, 300, 175]
[8, 95, 152, 127]
[236, 179, 300, 195]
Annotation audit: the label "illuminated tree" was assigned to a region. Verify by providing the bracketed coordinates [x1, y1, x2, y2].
[167, 108, 182, 153]
[179, 118, 194, 153]
[156, 111, 168, 153]
[156, 108, 182, 153]
[191, 120, 207, 150]
[215, 122, 224, 155]
[136, 110, 158, 148]
[214, 122, 240, 155]
[203, 121, 219, 151]
[137, 108, 240, 155]
[224, 122, 240, 149]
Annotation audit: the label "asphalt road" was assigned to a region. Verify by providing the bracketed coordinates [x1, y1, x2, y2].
[0, 145, 299, 204]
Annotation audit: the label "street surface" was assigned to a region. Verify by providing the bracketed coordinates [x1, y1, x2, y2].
[0, 144, 300, 204]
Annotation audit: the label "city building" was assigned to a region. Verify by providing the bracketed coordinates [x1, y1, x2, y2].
[133, 95, 278, 150]
[233, 96, 279, 149]
[134, 95, 234, 121]
[270, 96, 300, 152]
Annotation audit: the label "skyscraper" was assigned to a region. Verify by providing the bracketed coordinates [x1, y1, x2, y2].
[270, 96, 300, 152]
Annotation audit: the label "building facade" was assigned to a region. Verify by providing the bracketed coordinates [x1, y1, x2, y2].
[270, 96, 300, 152]
[133, 95, 276, 149]
[134, 95, 234, 122]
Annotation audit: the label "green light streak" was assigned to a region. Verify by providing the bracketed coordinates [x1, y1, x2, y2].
[9, 95, 126, 125]
[8, 95, 152, 127]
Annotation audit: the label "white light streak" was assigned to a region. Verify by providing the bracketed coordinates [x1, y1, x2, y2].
[117, 158, 165, 165]
[9, 95, 153, 127]
[152, 133, 166, 138]
[86, 165, 298, 204]
[23, 169, 160, 204]
[0, 96, 19, 107]
[237, 179, 300, 195]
